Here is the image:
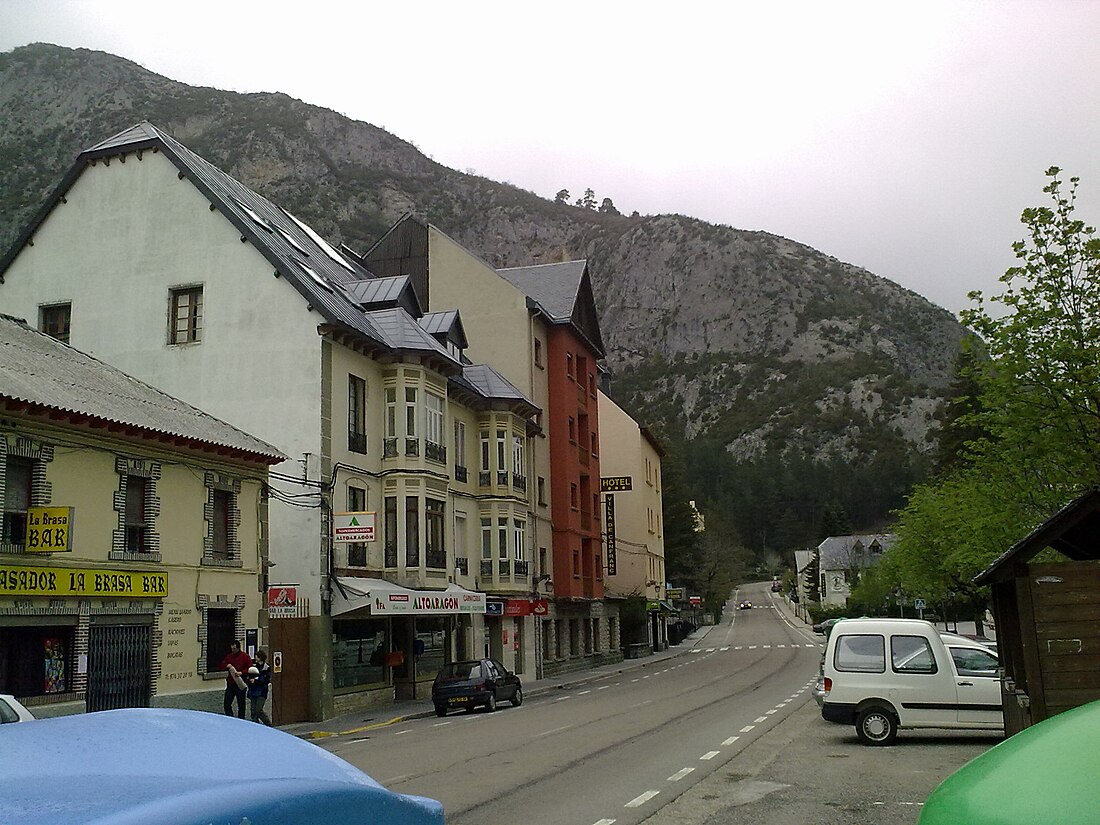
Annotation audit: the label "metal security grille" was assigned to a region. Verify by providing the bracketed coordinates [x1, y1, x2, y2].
[86, 624, 151, 712]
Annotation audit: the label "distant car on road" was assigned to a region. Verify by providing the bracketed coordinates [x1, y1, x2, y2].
[738, 600, 753, 610]
[432, 658, 523, 716]
[771, 581, 782, 592]
[0, 694, 35, 724]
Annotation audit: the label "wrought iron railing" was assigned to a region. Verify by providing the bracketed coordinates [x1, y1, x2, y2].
[383, 437, 398, 458]
[454, 465, 468, 483]
[426, 549, 447, 569]
[455, 557, 469, 576]
[497, 559, 511, 577]
[479, 470, 491, 487]
[512, 474, 527, 492]
[405, 437, 420, 457]
[513, 560, 529, 578]
[497, 470, 509, 486]
[384, 543, 397, 567]
[480, 559, 493, 578]
[425, 440, 447, 463]
[348, 430, 368, 454]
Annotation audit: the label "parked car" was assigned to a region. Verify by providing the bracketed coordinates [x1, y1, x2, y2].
[771, 581, 782, 592]
[738, 600, 753, 610]
[0, 708, 443, 825]
[919, 698, 1100, 825]
[0, 694, 35, 724]
[813, 617, 846, 635]
[821, 618, 1003, 745]
[432, 658, 523, 716]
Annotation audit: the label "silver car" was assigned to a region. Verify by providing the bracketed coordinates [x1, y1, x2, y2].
[0, 694, 36, 723]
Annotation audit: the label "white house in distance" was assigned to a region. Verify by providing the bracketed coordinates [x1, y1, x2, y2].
[0, 123, 540, 721]
[795, 534, 896, 608]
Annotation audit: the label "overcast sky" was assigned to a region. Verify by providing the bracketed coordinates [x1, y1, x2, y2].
[2, 0, 1098, 314]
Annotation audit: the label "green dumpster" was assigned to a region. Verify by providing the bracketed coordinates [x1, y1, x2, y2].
[919, 698, 1100, 825]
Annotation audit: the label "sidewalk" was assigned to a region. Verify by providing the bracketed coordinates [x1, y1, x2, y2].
[280, 624, 720, 740]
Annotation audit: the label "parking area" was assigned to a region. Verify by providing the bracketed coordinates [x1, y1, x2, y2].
[643, 696, 1002, 825]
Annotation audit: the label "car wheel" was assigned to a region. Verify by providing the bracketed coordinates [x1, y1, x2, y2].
[485, 692, 497, 712]
[510, 686, 523, 707]
[856, 707, 898, 746]
[434, 705, 447, 718]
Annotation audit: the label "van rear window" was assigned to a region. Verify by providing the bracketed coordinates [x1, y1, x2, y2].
[834, 634, 885, 673]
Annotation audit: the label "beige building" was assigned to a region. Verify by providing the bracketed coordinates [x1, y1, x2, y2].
[0, 314, 282, 717]
[598, 391, 670, 650]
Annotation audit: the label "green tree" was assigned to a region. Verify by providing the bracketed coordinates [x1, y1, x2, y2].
[933, 338, 989, 474]
[889, 168, 1100, 620]
[661, 447, 703, 589]
[802, 550, 820, 603]
[554, 189, 570, 204]
[598, 197, 620, 215]
[575, 188, 597, 210]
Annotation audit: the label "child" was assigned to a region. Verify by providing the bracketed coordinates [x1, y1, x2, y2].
[245, 649, 272, 726]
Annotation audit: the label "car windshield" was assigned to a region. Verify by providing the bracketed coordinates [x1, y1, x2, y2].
[438, 662, 482, 680]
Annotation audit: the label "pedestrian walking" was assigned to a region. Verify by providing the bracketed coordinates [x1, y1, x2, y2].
[217, 640, 251, 718]
[246, 649, 272, 726]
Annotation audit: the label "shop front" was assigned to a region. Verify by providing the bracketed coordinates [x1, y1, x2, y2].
[0, 562, 167, 716]
[330, 578, 486, 711]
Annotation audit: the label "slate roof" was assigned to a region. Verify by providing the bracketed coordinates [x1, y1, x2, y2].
[450, 365, 538, 417]
[496, 260, 605, 356]
[817, 534, 896, 570]
[0, 122, 464, 372]
[345, 276, 422, 315]
[0, 314, 283, 462]
[418, 310, 468, 349]
[497, 260, 588, 322]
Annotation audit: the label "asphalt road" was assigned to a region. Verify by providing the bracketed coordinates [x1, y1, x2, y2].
[318, 584, 1002, 825]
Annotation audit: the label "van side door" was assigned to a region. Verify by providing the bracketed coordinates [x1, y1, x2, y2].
[948, 645, 1003, 726]
[888, 633, 958, 727]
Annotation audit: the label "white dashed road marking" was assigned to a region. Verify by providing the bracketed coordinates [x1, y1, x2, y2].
[668, 767, 695, 781]
[753, 716, 768, 723]
[722, 735, 740, 746]
[625, 791, 660, 808]
[700, 751, 720, 760]
[740, 725, 755, 732]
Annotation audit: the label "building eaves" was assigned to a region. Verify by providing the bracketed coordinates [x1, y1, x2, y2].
[1, 122, 390, 354]
[363, 308, 461, 374]
[0, 315, 284, 463]
[450, 365, 538, 417]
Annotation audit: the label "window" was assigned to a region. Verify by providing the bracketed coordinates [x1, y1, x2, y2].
[496, 429, 507, 483]
[480, 431, 490, 471]
[454, 421, 466, 469]
[347, 486, 367, 567]
[124, 475, 149, 553]
[425, 498, 445, 568]
[333, 617, 387, 689]
[497, 517, 508, 559]
[348, 375, 367, 454]
[425, 393, 446, 462]
[572, 549, 580, 577]
[891, 635, 937, 674]
[570, 483, 578, 510]
[212, 490, 231, 559]
[404, 388, 418, 437]
[537, 477, 547, 506]
[0, 625, 74, 697]
[566, 353, 574, 378]
[590, 431, 598, 456]
[512, 434, 525, 479]
[405, 497, 419, 566]
[512, 519, 525, 561]
[205, 608, 237, 673]
[950, 647, 999, 677]
[2, 456, 33, 546]
[384, 496, 398, 567]
[834, 634, 886, 673]
[539, 547, 548, 578]
[568, 417, 576, 443]
[481, 517, 492, 560]
[39, 303, 71, 344]
[384, 388, 397, 438]
[533, 338, 543, 368]
[589, 373, 596, 396]
[169, 286, 203, 344]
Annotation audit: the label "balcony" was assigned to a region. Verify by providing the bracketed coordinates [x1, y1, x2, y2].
[513, 559, 529, 579]
[497, 559, 511, 577]
[405, 437, 420, 457]
[512, 474, 527, 493]
[496, 470, 509, 486]
[426, 549, 447, 569]
[383, 437, 398, 458]
[479, 470, 491, 487]
[454, 465, 468, 483]
[348, 430, 368, 454]
[455, 557, 469, 576]
[480, 559, 493, 578]
[425, 440, 447, 464]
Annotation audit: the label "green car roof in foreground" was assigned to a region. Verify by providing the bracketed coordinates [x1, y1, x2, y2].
[919, 698, 1100, 825]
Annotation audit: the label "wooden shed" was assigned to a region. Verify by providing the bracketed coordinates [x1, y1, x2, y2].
[974, 489, 1100, 736]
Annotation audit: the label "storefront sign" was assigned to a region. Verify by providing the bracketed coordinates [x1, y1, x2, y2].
[600, 476, 633, 493]
[485, 601, 504, 616]
[605, 495, 617, 576]
[689, 595, 702, 606]
[333, 511, 376, 543]
[24, 507, 75, 553]
[532, 599, 549, 616]
[503, 598, 549, 616]
[370, 587, 486, 615]
[666, 587, 684, 601]
[0, 563, 167, 598]
[267, 586, 297, 615]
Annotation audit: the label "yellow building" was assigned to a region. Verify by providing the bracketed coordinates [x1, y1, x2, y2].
[0, 315, 282, 716]
[597, 390, 670, 652]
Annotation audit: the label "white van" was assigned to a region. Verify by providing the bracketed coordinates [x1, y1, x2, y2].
[820, 618, 1003, 745]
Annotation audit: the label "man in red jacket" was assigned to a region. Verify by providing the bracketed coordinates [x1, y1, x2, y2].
[217, 640, 252, 718]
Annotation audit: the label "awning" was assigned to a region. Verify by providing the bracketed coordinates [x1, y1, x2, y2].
[331, 577, 486, 617]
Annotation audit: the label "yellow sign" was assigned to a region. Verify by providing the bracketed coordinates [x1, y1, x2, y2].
[600, 476, 633, 493]
[25, 507, 75, 553]
[0, 564, 168, 599]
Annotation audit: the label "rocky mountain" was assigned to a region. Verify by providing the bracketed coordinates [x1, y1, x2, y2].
[0, 43, 971, 548]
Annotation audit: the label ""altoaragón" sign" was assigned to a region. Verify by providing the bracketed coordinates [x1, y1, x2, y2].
[0, 564, 168, 598]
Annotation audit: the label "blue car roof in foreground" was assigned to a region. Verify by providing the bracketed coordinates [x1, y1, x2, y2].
[0, 707, 444, 825]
